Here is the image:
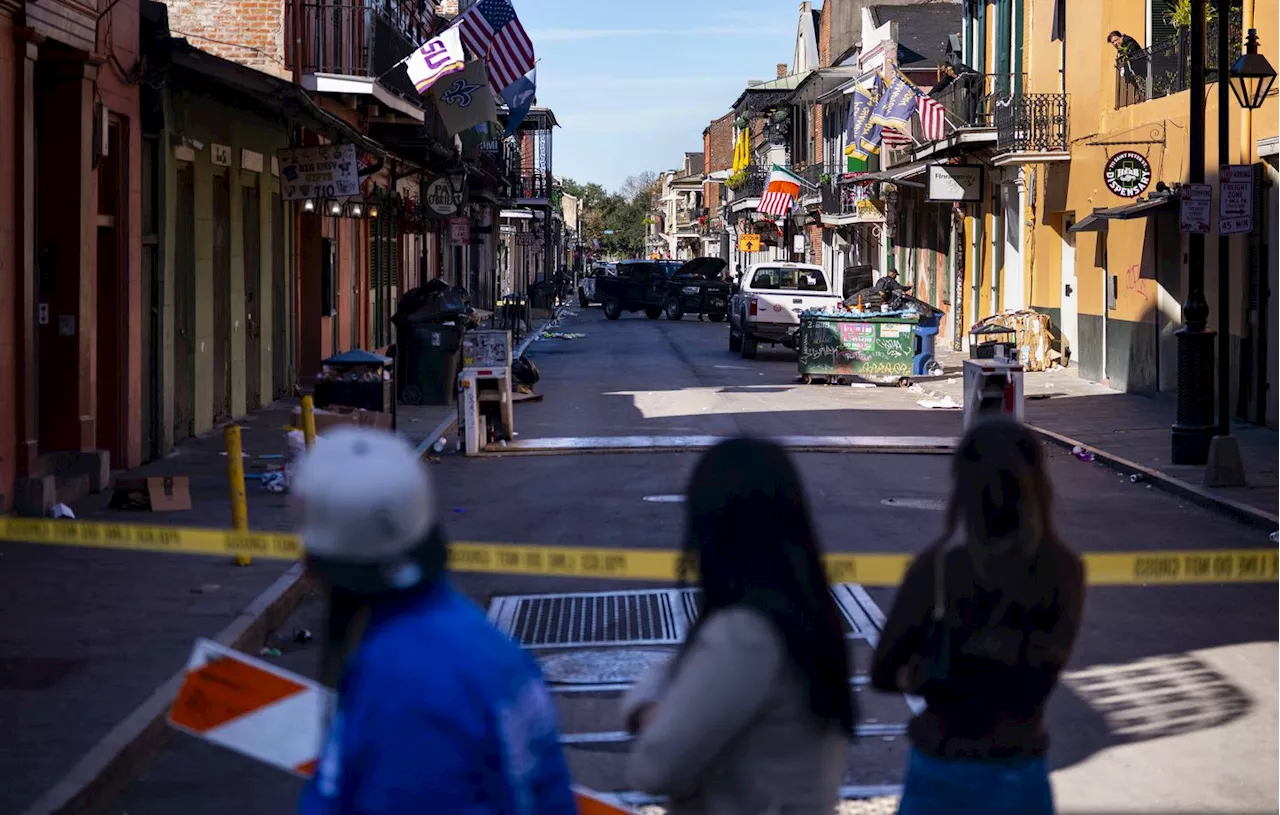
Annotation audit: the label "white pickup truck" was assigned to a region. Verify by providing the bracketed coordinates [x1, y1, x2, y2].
[728, 262, 841, 358]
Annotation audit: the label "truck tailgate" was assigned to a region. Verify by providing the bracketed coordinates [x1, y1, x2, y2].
[749, 292, 841, 325]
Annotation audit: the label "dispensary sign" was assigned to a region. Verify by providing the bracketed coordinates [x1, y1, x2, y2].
[1104, 151, 1152, 198]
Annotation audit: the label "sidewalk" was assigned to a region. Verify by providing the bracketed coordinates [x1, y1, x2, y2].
[0, 398, 452, 815]
[922, 349, 1278, 526]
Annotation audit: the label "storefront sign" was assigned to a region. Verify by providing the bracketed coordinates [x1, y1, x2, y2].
[847, 199, 887, 224]
[1218, 164, 1253, 235]
[925, 164, 984, 202]
[448, 217, 471, 245]
[516, 232, 536, 246]
[1179, 183, 1212, 234]
[277, 144, 359, 201]
[424, 177, 459, 216]
[738, 233, 761, 252]
[1103, 151, 1152, 198]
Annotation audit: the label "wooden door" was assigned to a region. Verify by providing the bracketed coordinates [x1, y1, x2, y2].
[242, 184, 262, 410]
[174, 162, 196, 441]
[212, 170, 232, 423]
[271, 192, 287, 398]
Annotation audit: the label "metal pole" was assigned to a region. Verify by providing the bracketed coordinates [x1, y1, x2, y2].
[1215, 0, 1231, 438]
[225, 425, 251, 567]
[1171, 0, 1216, 464]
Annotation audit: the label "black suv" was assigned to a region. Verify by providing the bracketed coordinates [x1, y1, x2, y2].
[595, 258, 730, 321]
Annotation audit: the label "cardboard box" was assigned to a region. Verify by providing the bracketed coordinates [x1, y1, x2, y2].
[109, 476, 193, 511]
[291, 405, 392, 434]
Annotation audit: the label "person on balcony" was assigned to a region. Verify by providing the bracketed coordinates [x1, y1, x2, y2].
[929, 61, 981, 125]
[1109, 31, 1149, 102]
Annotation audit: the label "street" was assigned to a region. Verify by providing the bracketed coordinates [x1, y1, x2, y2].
[105, 305, 1278, 815]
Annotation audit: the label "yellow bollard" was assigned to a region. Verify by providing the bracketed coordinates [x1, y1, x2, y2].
[301, 395, 317, 450]
[225, 424, 251, 566]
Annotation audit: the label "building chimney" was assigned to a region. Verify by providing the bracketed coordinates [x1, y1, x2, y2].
[776, 63, 788, 79]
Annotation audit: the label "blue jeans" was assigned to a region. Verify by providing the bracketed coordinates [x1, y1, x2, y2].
[897, 748, 1054, 815]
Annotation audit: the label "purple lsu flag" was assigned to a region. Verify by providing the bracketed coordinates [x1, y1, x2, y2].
[406, 27, 466, 95]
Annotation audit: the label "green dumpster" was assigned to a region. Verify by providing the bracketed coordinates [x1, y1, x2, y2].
[795, 312, 919, 382]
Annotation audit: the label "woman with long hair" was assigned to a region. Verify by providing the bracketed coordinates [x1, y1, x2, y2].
[620, 437, 854, 814]
[871, 417, 1086, 815]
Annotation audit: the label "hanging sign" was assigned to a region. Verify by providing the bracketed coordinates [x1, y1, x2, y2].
[1103, 151, 1152, 199]
[425, 177, 459, 216]
[448, 217, 471, 245]
[277, 144, 359, 202]
[926, 164, 984, 202]
[1219, 164, 1253, 235]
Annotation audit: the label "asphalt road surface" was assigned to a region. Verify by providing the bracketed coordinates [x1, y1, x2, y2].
[111, 305, 1278, 815]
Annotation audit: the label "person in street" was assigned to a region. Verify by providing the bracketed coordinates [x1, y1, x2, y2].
[873, 270, 913, 309]
[291, 427, 577, 815]
[870, 417, 1086, 815]
[619, 437, 853, 814]
[1109, 30, 1148, 101]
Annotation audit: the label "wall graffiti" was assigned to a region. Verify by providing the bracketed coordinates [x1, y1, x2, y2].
[1124, 263, 1150, 302]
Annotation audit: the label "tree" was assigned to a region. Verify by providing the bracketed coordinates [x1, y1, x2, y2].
[561, 174, 660, 257]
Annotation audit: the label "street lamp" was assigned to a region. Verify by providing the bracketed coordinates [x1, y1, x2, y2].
[1229, 29, 1277, 110]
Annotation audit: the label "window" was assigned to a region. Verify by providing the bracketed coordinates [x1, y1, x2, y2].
[750, 266, 829, 291]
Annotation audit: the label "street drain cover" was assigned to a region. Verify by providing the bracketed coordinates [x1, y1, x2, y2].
[540, 648, 674, 684]
[881, 497, 945, 511]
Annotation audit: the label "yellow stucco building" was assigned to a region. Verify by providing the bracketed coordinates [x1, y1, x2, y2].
[885, 0, 1277, 428]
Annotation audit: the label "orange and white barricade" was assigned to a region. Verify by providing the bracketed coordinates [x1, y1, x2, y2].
[168, 638, 332, 776]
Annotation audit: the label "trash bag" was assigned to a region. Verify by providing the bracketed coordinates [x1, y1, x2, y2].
[512, 355, 540, 388]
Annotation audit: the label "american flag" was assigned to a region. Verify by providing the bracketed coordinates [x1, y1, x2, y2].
[917, 93, 947, 141]
[880, 126, 913, 147]
[454, 0, 534, 91]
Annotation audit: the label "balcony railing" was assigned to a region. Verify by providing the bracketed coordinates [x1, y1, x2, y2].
[723, 165, 768, 206]
[821, 181, 882, 217]
[1114, 16, 1242, 108]
[515, 174, 552, 200]
[995, 93, 1069, 154]
[287, 0, 438, 101]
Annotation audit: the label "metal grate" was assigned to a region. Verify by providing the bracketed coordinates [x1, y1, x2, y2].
[490, 590, 686, 648]
[490, 586, 866, 648]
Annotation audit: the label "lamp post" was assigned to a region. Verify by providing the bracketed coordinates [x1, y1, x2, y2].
[1172, 0, 1215, 466]
[1203, 23, 1276, 484]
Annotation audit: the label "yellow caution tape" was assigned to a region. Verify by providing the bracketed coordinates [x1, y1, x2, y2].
[1, 519, 1276, 586]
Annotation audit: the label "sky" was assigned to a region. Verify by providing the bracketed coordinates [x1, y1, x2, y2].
[515, 0, 800, 193]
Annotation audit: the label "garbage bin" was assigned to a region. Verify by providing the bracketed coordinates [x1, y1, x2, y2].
[796, 312, 919, 382]
[912, 312, 943, 375]
[397, 320, 464, 406]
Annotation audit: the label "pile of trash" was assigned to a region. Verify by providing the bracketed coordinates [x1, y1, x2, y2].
[540, 331, 586, 340]
[512, 354, 540, 395]
[970, 310, 1056, 371]
[392, 280, 478, 330]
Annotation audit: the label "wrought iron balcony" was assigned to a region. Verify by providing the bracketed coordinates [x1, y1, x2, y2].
[995, 93, 1069, 155]
[515, 173, 552, 200]
[286, 0, 438, 101]
[1114, 15, 1242, 108]
[724, 165, 768, 207]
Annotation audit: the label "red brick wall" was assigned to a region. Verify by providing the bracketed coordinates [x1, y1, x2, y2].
[704, 180, 722, 221]
[806, 223, 823, 265]
[161, 0, 288, 78]
[706, 112, 734, 173]
[818, 4, 832, 67]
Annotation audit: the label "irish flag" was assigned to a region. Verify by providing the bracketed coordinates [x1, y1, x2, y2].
[758, 165, 804, 217]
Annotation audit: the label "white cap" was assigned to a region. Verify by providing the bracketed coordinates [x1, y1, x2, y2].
[291, 427, 437, 565]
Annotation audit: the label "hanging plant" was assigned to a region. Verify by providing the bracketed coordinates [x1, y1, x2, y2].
[735, 115, 749, 129]
[726, 169, 748, 190]
[1165, 0, 1215, 29]
[771, 108, 790, 123]
[819, 172, 833, 185]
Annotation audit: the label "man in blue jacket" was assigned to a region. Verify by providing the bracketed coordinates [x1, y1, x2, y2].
[291, 427, 577, 815]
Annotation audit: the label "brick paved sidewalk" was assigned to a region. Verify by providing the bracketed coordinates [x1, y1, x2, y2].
[0, 399, 452, 815]
[925, 349, 1278, 521]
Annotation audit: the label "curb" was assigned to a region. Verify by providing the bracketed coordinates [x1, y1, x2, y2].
[20, 563, 312, 815]
[1029, 424, 1279, 532]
